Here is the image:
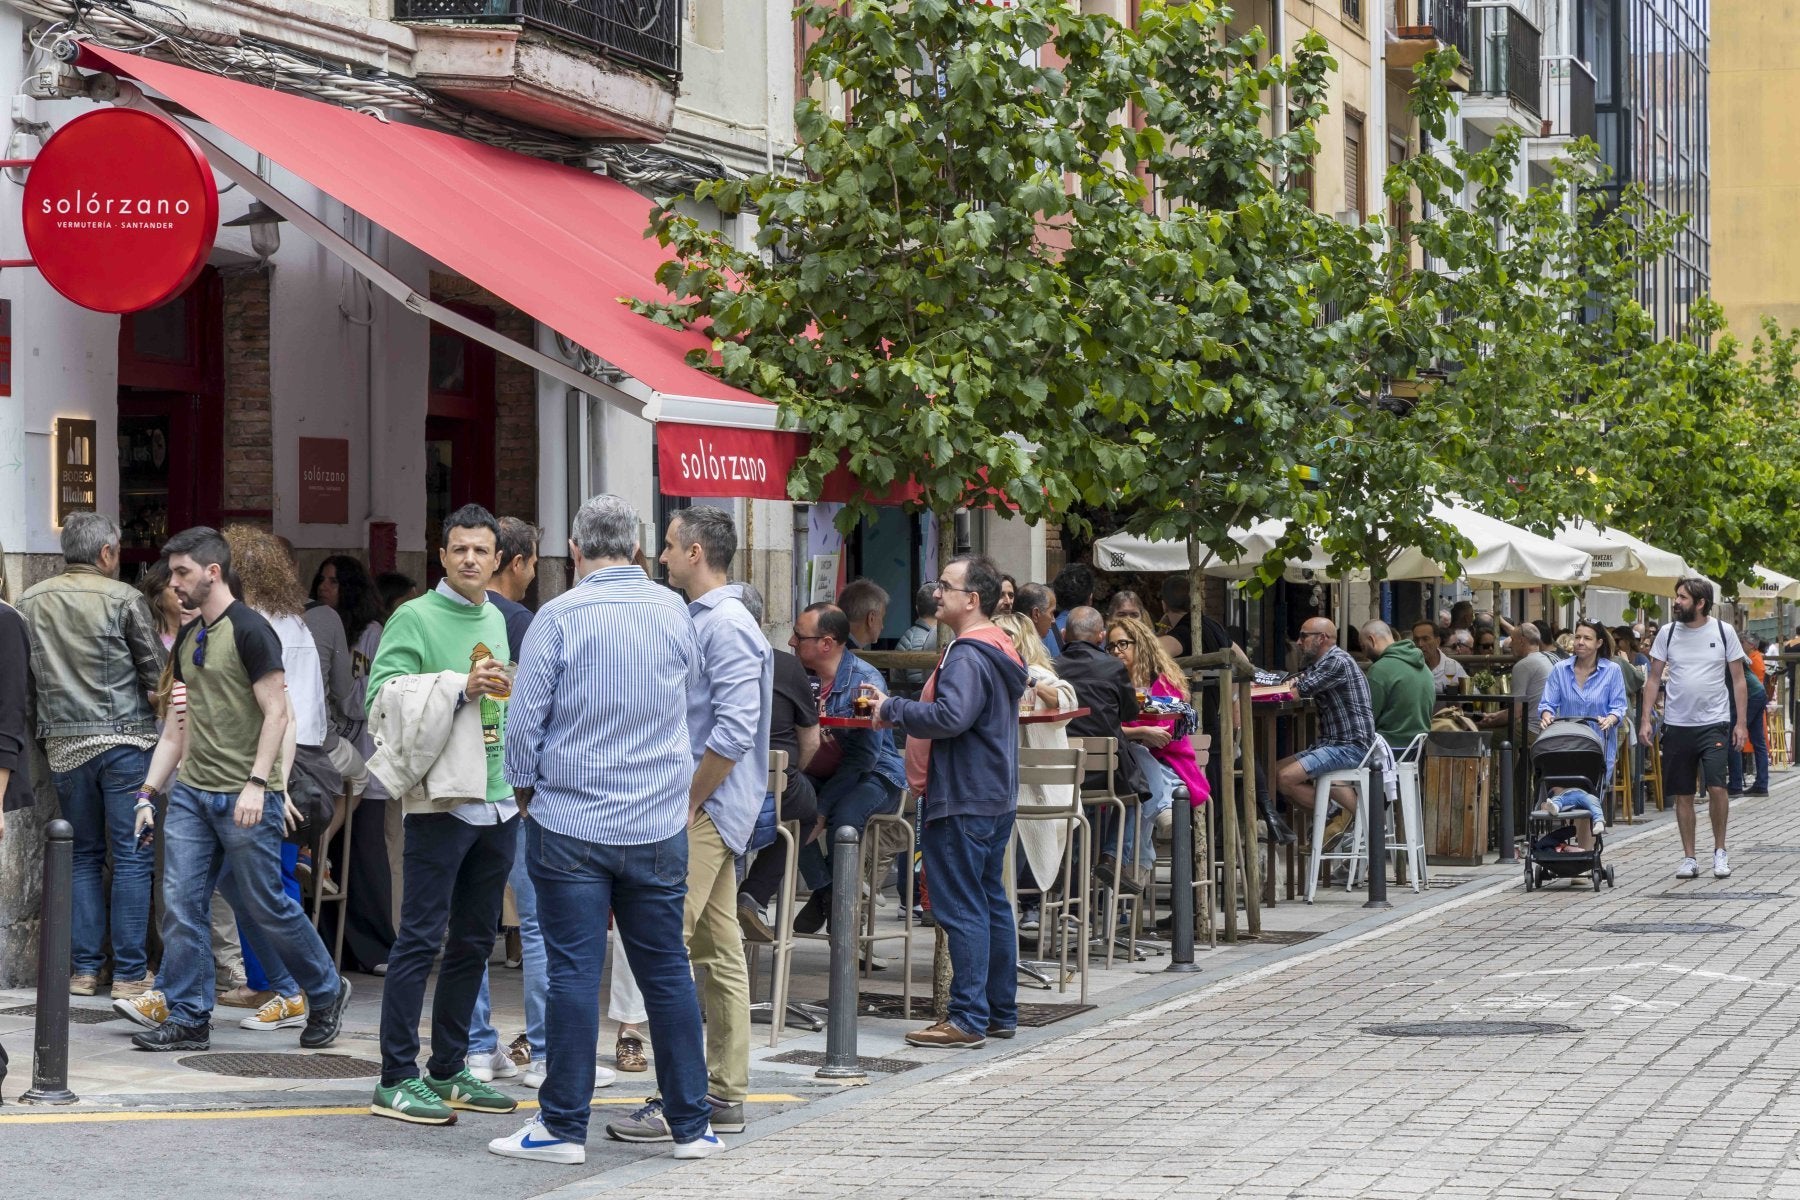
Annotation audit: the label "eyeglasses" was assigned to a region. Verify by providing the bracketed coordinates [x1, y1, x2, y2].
[191, 622, 208, 669]
[931, 580, 977, 595]
[1105, 639, 1133, 653]
[792, 634, 830, 644]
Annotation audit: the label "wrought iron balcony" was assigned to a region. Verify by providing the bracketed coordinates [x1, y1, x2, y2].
[1539, 54, 1597, 141]
[1469, 3, 1541, 116]
[1388, 0, 1474, 87]
[392, 0, 683, 77]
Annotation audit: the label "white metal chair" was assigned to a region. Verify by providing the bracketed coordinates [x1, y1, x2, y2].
[1304, 740, 1380, 903]
[1009, 745, 1090, 1003]
[1347, 733, 1428, 894]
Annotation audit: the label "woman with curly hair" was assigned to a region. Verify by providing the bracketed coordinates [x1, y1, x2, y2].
[1106, 615, 1210, 889]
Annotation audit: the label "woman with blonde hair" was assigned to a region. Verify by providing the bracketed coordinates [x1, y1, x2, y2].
[1106, 615, 1210, 887]
[994, 612, 1078, 934]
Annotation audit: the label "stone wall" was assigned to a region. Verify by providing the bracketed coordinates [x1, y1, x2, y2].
[222, 268, 274, 520]
[427, 273, 538, 526]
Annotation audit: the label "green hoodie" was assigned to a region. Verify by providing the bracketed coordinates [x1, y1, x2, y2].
[1367, 639, 1435, 748]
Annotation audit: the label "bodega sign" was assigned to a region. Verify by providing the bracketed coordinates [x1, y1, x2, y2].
[23, 108, 219, 314]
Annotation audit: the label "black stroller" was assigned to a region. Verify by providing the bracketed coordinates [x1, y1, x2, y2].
[1524, 718, 1617, 892]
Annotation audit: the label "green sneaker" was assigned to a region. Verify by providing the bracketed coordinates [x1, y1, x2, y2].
[371, 1077, 456, 1125]
[423, 1068, 518, 1114]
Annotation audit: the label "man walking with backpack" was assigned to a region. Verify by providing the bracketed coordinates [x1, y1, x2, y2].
[1641, 577, 1749, 880]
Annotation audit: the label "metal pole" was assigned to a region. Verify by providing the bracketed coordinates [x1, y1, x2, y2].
[815, 826, 867, 1084]
[1165, 793, 1200, 974]
[23, 819, 77, 1105]
[1498, 741, 1517, 863]
[1363, 763, 1391, 909]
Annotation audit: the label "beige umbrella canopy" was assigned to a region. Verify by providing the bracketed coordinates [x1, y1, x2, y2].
[1553, 520, 1692, 597]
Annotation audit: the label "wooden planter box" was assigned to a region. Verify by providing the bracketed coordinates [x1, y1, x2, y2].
[1422, 731, 1491, 866]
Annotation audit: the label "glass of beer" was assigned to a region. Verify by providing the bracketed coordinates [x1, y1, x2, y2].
[492, 661, 518, 700]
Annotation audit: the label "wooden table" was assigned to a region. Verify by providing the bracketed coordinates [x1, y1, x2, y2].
[1191, 669, 1262, 941]
[1250, 696, 1313, 903]
[819, 707, 1090, 730]
[1460, 692, 1523, 847]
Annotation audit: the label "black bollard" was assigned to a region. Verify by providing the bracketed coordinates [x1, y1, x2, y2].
[1364, 763, 1391, 910]
[815, 826, 867, 1084]
[23, 819, 77, 1106]
[1165, 796, 1200, 974]
[1497, 741, 1517, 863]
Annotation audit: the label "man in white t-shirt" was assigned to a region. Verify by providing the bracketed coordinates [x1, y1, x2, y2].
[1640, 577, 1748, 880]
[1411, 621, 1469, 693]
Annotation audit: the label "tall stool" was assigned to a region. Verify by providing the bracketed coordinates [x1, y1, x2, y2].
[1349, 735, 1426, 894]
[307, 791, 353, 968]
[1305, 741, 1379, 904]
[1011, 746, 1090, 1002]
[1070, 736, 1144, 968]
[746, 752, 825, 1046]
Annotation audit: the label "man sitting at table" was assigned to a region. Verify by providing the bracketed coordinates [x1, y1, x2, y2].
[1275, 618, 1379, 846]
[1412, 620, 1469, 694]
[786, 603, 908, 934]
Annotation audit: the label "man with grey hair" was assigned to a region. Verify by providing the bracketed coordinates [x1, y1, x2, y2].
[838, 577, 889, 648]
[494, 494, 721, 1164]
[1482, 621, 1555, 750]
[18, 511, 165, 999]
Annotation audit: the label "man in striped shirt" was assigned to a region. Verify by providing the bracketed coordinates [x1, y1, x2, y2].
[490, 494, 721, 1165]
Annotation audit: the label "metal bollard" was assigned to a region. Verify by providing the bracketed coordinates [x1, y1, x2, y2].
[23, 820, 77, 1105]
[1364, 763, 1391, 910]
[1497, 741, 1516, 863]
[1165, 796, 1200, 974]
[815, 826, 867, 1084]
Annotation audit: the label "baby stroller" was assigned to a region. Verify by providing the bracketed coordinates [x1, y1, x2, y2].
[1524, 718, 1616, 892]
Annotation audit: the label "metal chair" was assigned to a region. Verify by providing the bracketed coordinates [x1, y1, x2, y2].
[1070, 736, 1144, 968]
[1349, 734, 1427, 894]
[1304, 740, 1381, 903]
[306, 790, 352, 968]
[1009, 745, 1090, 1002]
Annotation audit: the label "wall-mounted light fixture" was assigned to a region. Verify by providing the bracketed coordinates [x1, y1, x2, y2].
[223, 200, 284, 261]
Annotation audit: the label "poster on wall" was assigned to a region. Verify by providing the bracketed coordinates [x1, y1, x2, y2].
[807, 553, 841, 605]
[297, 437, 350, 524]
[55, 417, 98, 526]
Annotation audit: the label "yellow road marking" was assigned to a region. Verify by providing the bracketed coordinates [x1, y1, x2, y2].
[0, 1094, 804, 1126]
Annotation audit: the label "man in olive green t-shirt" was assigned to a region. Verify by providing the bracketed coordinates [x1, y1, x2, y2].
[120, 527, 350, 1053]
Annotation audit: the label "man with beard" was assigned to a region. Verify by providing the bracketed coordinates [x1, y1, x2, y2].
[1641, 577, 1749, 880]
[1274, 618, 1378, 846]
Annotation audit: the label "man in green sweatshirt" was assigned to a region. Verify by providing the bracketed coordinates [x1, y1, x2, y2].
[367, 503, 520, 1126]
[1361, 620, 1435, 749]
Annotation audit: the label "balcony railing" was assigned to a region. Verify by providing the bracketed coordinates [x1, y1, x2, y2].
[1539, 54, 1597, 140]
[1468, 2, 1541, 116]
[1391, 0, 1474, 71]
[392, 0, 683, 77]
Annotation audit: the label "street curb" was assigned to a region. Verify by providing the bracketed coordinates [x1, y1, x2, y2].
[534, 788, 1750, 1199]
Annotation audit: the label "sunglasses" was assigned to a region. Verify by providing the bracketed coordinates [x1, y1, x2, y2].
[192, 622, 209, 669]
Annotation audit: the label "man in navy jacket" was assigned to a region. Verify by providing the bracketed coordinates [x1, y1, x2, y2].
[865, 554, 1028, 1049]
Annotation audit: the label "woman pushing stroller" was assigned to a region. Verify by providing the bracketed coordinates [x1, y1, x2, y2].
[1536, 619, 1628, 849]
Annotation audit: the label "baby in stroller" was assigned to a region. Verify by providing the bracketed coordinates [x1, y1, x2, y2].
[1539, 786, 1605, 849]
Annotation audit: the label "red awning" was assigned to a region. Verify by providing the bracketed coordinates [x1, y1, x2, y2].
[78, 45, 769, 414]
[656, 422, 917, 505]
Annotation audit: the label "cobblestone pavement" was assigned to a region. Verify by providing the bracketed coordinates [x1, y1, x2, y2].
[574, 781, 1800, 1200]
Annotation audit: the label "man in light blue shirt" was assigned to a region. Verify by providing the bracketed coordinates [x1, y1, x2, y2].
[635, 504, 770, 1138]
[490, 494, 720, 1166]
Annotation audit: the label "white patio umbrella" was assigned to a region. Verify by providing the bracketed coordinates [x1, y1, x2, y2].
[1553, 520, 1691, 596]
[1384, 499, 1593, 587]
[1742, 566, 1800, 602]
[1091, 520, 1332, 579]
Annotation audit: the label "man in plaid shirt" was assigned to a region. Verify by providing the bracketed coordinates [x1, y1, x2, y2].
[1276, 618, 1378, 845]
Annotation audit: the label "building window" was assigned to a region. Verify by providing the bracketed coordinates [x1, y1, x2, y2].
[1345, 112, 1366, 221]
[1342, 0, 1363, 24]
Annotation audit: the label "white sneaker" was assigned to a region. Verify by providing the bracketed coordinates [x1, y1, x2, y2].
[1714, 849, 1731, 878]
[522, 1059, 545, 1089]
[1675, 856, 1699, 880]
[672, 1123, 726, 1160]
[594, 1065, 616, 1090]
[1591, 819, 1605, 836]
[468, 1049, 519, 1082]
[488, 1116, 585, 1164]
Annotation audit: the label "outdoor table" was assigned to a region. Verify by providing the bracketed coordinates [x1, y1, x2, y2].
[1251, 696, 1313, 903]
[1191, 668, 1262, 941]
[819, 707, 1090, 730]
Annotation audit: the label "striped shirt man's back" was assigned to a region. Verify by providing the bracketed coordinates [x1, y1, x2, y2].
[503, 565, 701, 846]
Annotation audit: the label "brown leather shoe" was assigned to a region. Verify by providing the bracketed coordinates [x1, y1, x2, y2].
[216, 985, 275, 1009]
[904, 1020, 987, 1049]
[69, 973, 99, 997]
[111, 973, 157, 1001]
[614, 1034, 648, 1073]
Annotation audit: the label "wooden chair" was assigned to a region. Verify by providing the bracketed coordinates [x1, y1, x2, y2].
[306, 790, 352, 969]
[745, 752, 825, 1046]
[1010, 745, 1090, 1002]
[1069, 735, 1144, 967]
[1645, 734, 1665, 811]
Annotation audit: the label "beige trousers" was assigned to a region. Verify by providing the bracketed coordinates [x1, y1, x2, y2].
[684, 813, 750, 1103]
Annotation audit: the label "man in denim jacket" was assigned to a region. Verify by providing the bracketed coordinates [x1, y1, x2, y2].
[787, 602, 908, 933]
[18, 513, 164, 999]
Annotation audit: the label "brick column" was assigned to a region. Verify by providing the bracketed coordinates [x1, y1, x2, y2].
[222, 268, 273, 521]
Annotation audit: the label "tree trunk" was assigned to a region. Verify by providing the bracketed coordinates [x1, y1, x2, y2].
[1188, 535, 1205, 654]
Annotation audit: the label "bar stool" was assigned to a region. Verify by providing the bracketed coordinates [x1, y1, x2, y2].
[1009, 745, 1089, 1002]
[1070, 736, 1143, 968]
[1305, 741, 1379, 904]
[1349, 735, 1426, 894]
[745, 752, 825, 1046]
[307, 790, 352, 968]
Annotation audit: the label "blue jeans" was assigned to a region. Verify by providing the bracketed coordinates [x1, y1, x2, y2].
[920, 811, 1018, 1037]
[798, 772, 901, 892]
[218, 840, 303, 998]
[1546, 789, 1605, 827]
[160, 783, 339, 1028]
[56, 745, 154, 979]
[528, 822, 707, 1145]
[468, 827, 547, 1059]
[1729, 693, 1770, 794]
[1120, 747, 1177, 871]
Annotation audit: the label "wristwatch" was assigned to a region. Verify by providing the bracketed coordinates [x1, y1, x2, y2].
[247, 774, 268, 789]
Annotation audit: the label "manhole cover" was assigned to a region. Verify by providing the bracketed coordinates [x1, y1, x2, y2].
[1594, 922, 1743, 935]
[766, 1050, 920, 1073]
[1364, 1021, 1579, 1038]
[0, 1004, 119, 1024]
[1749, 846, 1800, 853]
[178, 1053, 381, 1079]
[815, 993, 1093, 1027]
[1653, 891, 1785, 901]
[1241, 930, 1322, 947]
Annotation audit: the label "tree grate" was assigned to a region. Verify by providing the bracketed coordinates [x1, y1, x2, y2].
[178, 1052, 382, 1079]
[766, 1050, 921, 1073]
[1594, 922, 1743, 935]
[1364, 1020, 1579, 1038]
[0, 1004, 119, 1024]
[1653, 891, 1785, 901]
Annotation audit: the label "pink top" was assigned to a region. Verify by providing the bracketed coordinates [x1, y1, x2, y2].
[1124, 673, 1210, 806]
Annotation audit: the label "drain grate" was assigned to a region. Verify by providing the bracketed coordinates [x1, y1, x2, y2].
[766, 1049, 921, 1073]
[1243, 930, 1323, 947]
[1749, 846, 1800, 854]
[0, 1004, 119, 1024]
[1365, 1020, 1579, 1038]
[1654, 891, 1785, 901]
[816, 993, 1093, 1027]
[1594, 922, 1743, 935]
[179, 1052, 381, 1079]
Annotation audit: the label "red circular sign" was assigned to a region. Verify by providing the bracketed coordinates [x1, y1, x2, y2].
[23, 107, 219, 314]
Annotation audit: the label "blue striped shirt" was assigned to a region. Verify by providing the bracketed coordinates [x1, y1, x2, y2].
[687, 584, 773, 855]
[503, 565, 700, 846]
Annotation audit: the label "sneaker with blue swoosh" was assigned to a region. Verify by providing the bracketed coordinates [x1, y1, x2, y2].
[672, 1124, 726, 1160]
[487, 1116, 585, 1164]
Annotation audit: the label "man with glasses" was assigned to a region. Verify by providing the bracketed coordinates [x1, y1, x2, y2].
[1275, 619, 1378, 846]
